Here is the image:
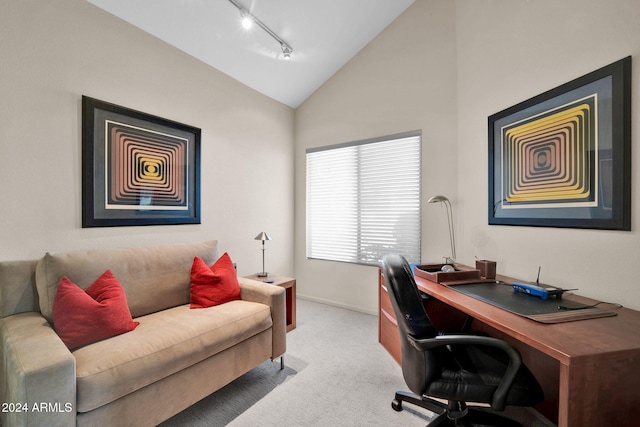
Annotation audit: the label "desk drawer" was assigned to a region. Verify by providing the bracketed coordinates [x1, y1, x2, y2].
[378, 268, 401, 364]
[379, 307, 401, 364]
[379, 284, 395, 321]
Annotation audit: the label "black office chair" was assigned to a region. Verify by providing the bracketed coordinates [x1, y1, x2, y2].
[381, 254, 543, 427]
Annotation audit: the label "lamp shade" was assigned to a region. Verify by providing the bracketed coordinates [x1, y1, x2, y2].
[254, 232, 272, 242]
[427, 195, 449, 204]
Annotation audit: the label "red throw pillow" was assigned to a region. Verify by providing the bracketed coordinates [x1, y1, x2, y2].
[52, 270, 139, 350]
[190, 253, 241, 308]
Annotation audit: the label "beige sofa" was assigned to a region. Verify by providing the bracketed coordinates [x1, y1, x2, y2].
[0, 240, 286, 427]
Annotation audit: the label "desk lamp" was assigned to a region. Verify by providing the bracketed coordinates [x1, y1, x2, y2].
[427, 195, 456, 263]
[254, 232, 272, 277]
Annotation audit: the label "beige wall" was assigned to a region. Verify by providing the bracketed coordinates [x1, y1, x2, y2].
[456, 0, 640, 309]
[0, 0, 295, 277]
[3, 0, 639, 314]
[295, 0, 640, 313]
[295, 0, 458, 313]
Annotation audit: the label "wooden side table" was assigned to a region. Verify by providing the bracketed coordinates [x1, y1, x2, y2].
[245, 274, 296, 332]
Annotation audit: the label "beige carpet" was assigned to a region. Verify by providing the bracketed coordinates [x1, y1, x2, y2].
[160, 299, 555, 426]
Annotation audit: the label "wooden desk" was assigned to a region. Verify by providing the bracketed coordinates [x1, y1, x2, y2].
[378, 268, 640, 427]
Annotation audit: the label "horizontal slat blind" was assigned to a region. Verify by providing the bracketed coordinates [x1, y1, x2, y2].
[306, 131, 421, 265]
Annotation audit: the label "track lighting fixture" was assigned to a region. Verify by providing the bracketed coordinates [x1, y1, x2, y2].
[227, 0, 293, 59]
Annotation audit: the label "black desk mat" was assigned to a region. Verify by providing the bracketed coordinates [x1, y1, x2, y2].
[448, 281, 617, 323]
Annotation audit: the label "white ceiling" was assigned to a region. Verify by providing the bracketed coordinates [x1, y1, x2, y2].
[86, 0, 415, 108]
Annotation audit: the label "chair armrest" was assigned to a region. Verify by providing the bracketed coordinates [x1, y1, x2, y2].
[0, 312, 76, 427]
[238, 277, 286, 359]
[408, 334, 522, 411]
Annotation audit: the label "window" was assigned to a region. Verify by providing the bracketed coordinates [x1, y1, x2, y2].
[306, 131, 421, 266]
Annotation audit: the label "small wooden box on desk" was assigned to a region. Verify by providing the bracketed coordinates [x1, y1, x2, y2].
[245, 274, 296, 332]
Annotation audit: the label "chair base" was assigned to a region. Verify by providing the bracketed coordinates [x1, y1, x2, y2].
[392, 391, 522, 427]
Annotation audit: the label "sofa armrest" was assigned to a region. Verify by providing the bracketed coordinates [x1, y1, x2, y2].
[238, 277, 286, 359]
[0, 312, 76, 427]
[0, 260, 39, 318]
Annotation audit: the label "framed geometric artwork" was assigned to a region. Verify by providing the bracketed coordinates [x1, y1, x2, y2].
[82, 96, 201, 227]
[488, 56, 631, 230]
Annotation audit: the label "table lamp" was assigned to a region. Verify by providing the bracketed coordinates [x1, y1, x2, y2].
[427, 195, 456, 263]
[254, 232, 272, 277]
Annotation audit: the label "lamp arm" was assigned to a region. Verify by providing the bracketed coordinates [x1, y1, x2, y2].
[444, 200, 456, 261]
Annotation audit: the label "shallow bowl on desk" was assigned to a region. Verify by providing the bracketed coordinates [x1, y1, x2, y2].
[415, 264, 481, 284]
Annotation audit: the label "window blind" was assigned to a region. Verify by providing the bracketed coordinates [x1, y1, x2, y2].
[306, 131, 421, 266]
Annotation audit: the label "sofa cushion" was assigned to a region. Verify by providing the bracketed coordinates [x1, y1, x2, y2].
[73, 300, 273, 413]
[190, 253, 241, 308]
[35, 240, 219, 323]
[52, 271, 139, 350]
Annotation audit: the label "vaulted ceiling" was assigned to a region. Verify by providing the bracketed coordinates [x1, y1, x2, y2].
[87, 0, 416, 108]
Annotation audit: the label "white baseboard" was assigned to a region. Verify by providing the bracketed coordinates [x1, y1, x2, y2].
[297, 294, 377, 316]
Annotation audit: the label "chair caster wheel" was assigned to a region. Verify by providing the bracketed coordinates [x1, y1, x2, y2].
[391, 399, 403, 411]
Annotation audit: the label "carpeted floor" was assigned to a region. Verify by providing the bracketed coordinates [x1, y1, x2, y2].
[160, 299, 555, 426]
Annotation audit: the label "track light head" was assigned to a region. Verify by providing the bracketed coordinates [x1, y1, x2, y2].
[240, 10, 253, 30]
[281, 43, 293, 59]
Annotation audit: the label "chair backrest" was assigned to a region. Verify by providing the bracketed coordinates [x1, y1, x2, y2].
[381, 254, 439, 394]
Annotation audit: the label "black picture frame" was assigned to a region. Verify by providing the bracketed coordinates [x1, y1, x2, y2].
[488, 56, 631, 230]
[82, 96, 201, 227]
